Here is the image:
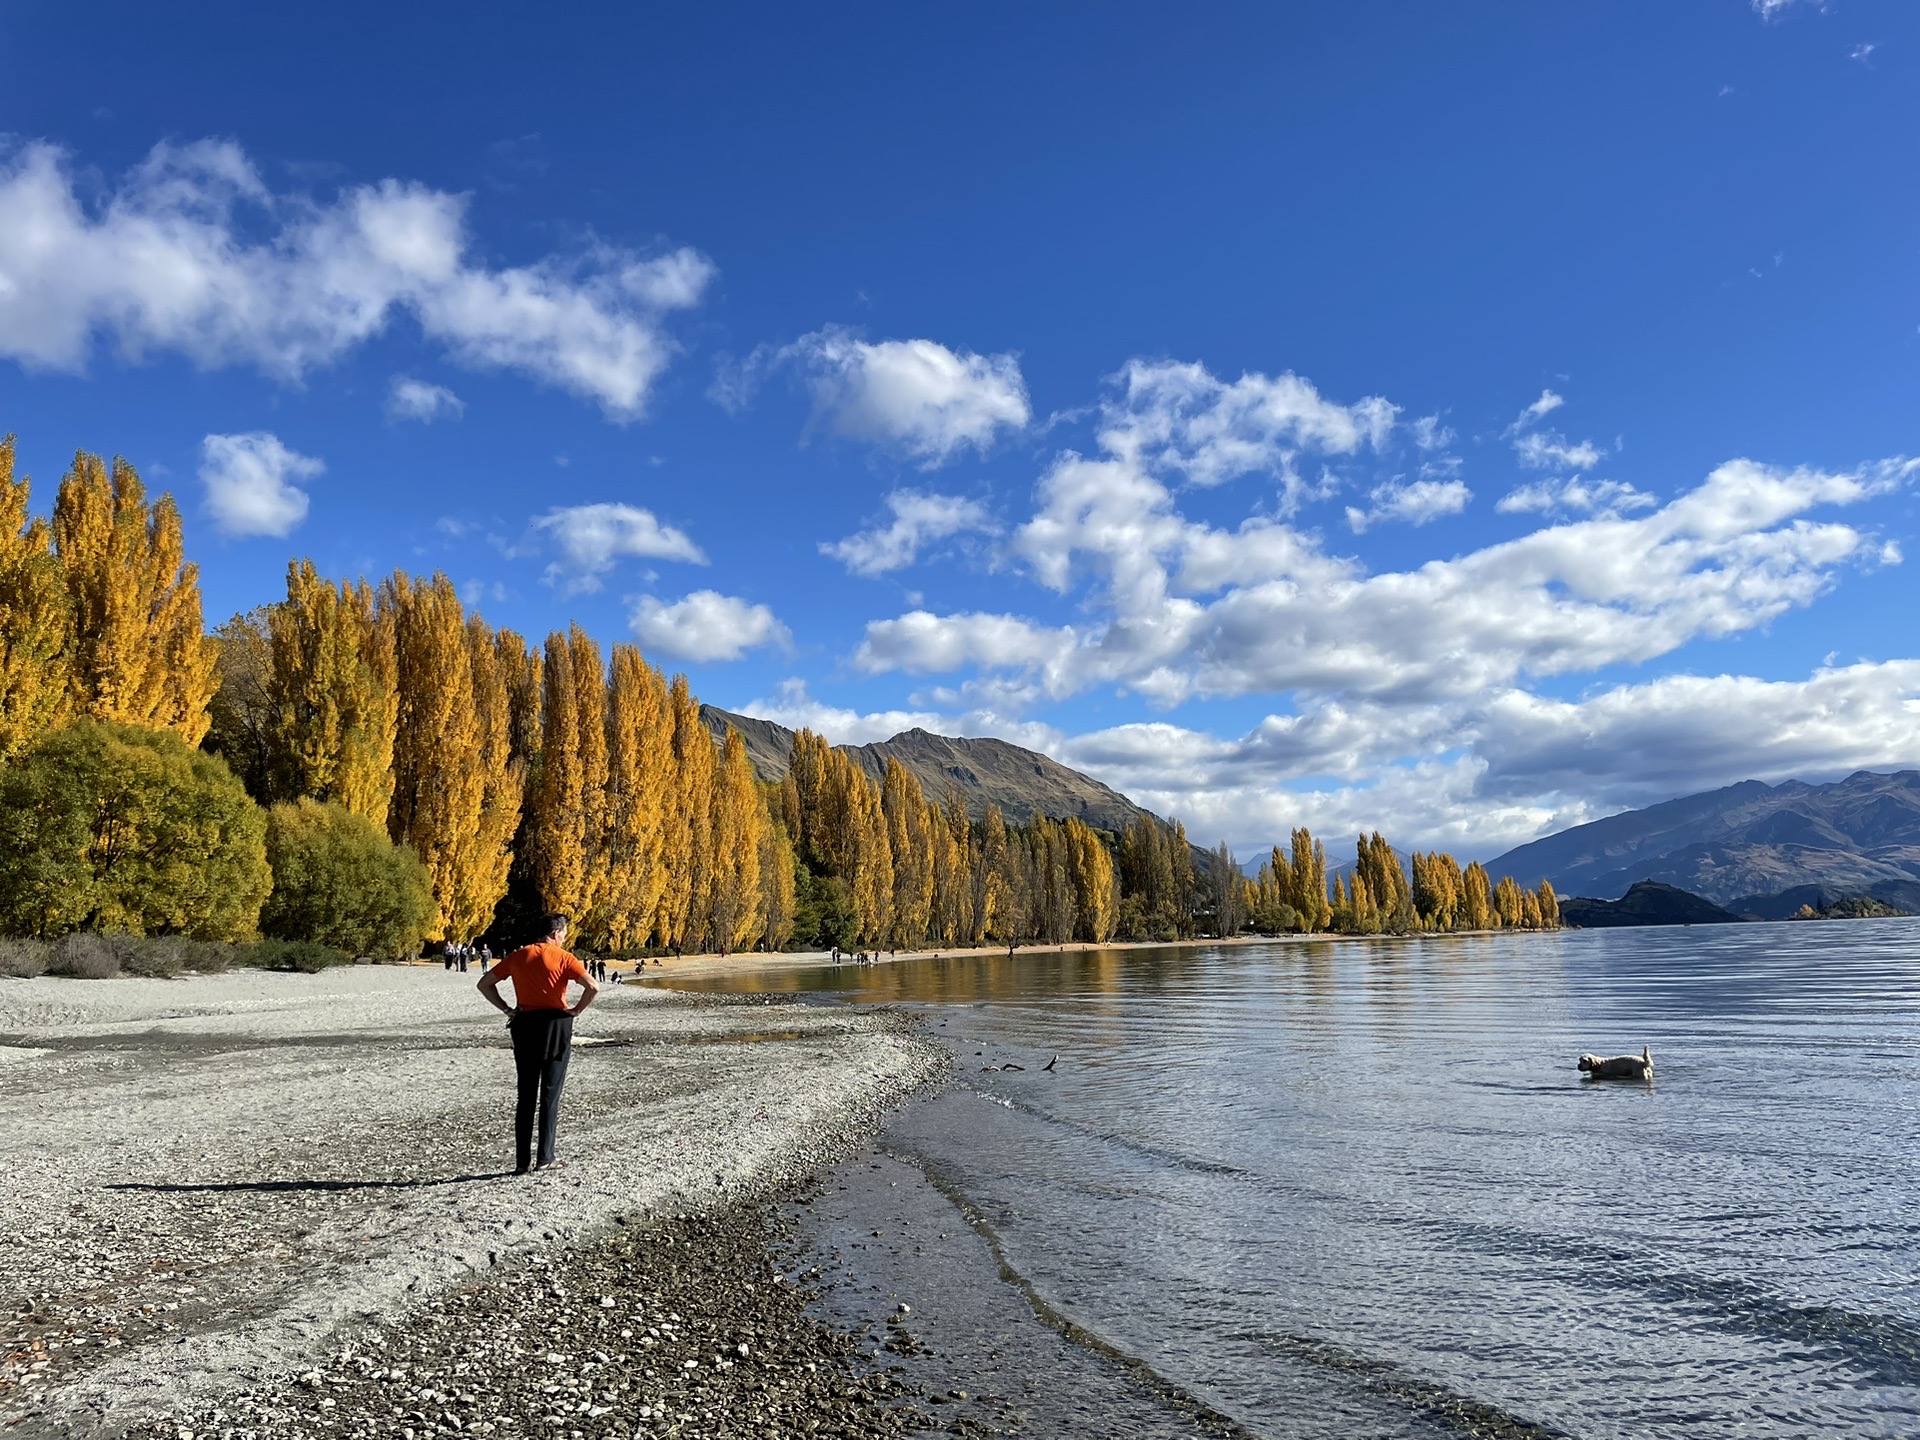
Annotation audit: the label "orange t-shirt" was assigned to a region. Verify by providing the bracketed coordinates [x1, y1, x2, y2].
[495, 941, 588, 1012]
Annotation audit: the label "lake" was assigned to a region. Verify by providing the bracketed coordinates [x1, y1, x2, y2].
[666, 922, 1920, 1438]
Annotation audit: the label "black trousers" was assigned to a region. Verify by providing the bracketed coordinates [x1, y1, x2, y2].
[509, 1009, 573, 1171]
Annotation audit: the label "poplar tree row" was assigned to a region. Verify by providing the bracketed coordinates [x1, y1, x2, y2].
[779, 730, 1119, 949]
[1246, 829, 1559, 936]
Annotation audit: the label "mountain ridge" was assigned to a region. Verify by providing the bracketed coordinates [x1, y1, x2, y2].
[699, 705, 1157, 833]
[1489, 769, 1920, 907]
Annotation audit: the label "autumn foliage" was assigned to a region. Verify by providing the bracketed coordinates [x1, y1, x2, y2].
[0, 432, 1557, 951]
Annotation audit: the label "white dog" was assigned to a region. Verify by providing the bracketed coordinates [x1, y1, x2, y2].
[1578, 1046, 1653, 1081]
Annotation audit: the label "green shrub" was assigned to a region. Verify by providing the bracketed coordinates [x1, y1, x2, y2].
[235, 939, 352, 973]
[260, 799, 432, 959]
[0, 719, 270, 941]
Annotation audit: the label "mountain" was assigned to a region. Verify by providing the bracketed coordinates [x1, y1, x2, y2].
[1488, 770, 1920, 908]
[1559, 881, 1745, 928]
[699, 705, 1158, 832]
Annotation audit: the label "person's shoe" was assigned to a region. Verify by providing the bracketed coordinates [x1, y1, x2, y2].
[534, 1157, 565, 1172]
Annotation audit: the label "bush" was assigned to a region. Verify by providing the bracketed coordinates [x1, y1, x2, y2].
[0, 938, 48, 978]
[235, 939, 352, 973]
[260, 799, 433, 960]
[46, 932, 120, 979]
[0, 719, 271, 940]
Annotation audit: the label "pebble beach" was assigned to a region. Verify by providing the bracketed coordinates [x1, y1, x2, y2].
[0, 967, 948, 1439]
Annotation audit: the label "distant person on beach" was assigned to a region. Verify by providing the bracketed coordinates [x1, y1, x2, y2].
[476, 913, 600, 1175]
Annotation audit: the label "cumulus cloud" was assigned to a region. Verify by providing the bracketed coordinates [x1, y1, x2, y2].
[1099, 358, 1396, 495]
[532, 502, 706, 593]
[198, 431, 321, 537]
[859, 450, 1917, 706]
[1345, 476, 1471, 532]
[821, 490, 997, 576]
[773, 327, 1030, 465]
[0, 139, 714, 418]
[1022, 660, 1920, 859]
[387, 375, 464, 422]
[630, 590, 789, 662]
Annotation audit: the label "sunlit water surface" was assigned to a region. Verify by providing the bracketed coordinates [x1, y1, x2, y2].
[666, 924, 1920, 1438]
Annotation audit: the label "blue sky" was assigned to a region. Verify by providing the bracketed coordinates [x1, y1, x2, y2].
[3, 0, 1917, 861]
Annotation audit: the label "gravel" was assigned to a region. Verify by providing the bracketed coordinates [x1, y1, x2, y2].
[0, 967, 945, 1438]
[133, 1202, 989, 1440]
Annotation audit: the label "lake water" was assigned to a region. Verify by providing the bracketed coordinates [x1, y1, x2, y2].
[669, 923, 1920, 1438]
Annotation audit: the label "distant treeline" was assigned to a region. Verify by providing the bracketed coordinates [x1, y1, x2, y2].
[0, 436, 1556, 953]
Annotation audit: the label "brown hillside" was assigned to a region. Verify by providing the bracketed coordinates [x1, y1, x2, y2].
[699, 704, 1154, 833]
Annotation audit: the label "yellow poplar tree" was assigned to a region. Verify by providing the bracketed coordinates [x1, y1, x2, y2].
[53, 451, 216, 744]
[528, 626, 609, 930]
[709, 728, 767, 953]
[381, 572, 488, 940]
[882, 758, 933, 949]
[849, 764, 893, 946]
[265, 561, 397, 822]
[0, 436, 74, 760]
[439, 616, 521, 940]
[661, 675, 715, 951]
[603, 644, 672, 951]
[1462, 861, 1496, 929]
[760, 815, 798, 951]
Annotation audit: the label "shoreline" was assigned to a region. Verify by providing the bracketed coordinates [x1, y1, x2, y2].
[619, 923, 1553, 985]
[0, 968, 947, 1438]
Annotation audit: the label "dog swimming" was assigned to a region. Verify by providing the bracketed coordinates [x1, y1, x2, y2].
[1578, 1046, 1653, 1081]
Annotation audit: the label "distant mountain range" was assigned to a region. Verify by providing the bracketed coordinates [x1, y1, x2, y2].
[1488, 770, 1920, 914]
[699, 705, 1158, 833]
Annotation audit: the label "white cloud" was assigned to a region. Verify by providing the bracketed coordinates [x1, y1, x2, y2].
[532, 502, 707, 593]
[1345, 477, 1471, 532]
[1099, 358, 1396, 494]
[1513, 432, 1605, 471]
[1514, 389, 1564, 427]
[0, 139, 714, 418]
[858, 450, 1917, 706]
[1752, 0, 1824, 19]
[198, 432, 321, 538]
[387, 375, 464, 422]
[1851, 42, 1877, 62]
[1496, 475, 1657, 517]
[821, 490, 997, 576]
[630, 591, 789, 662]
[1015, 659, 1920, 860]
[781, 327, 1030, 465]
[1411, 414, 1455, 451]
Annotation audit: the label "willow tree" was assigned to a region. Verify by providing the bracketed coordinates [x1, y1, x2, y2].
[602, 644, 671, 951]
[708, 728, 767, 954]
[264, 561, 397, 822]
[382, 572, 495, 940]
[0, 436, 73, 761]
[53, 451, 215, 744]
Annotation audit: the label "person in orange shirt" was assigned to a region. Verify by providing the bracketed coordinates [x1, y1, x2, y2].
[477, 913, 601, 1174]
